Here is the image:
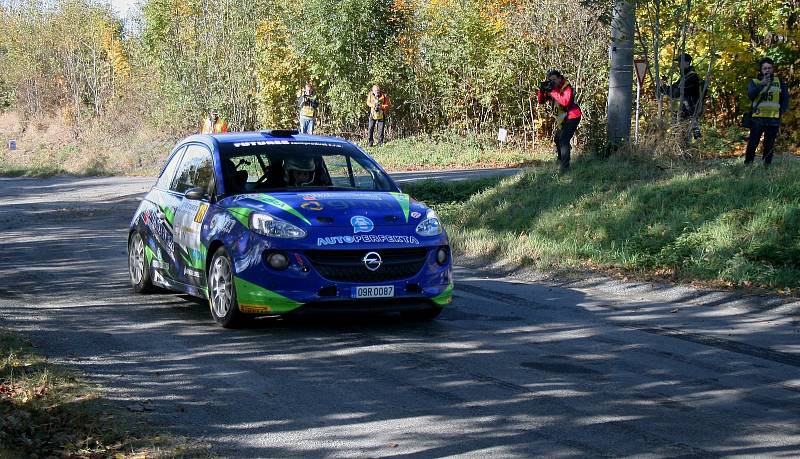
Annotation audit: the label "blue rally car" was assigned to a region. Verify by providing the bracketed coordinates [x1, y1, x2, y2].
[128, 130, 453, 327]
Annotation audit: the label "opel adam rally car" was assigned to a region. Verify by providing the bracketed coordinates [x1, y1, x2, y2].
[128, 130, 453, 327]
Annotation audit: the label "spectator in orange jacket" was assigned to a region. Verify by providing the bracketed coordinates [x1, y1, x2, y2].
[366, 85, 391, 147]
[201, 111, 228, 134]
[537, 69, 582, 172]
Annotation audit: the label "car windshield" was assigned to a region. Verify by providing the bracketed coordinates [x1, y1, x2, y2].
[218, 140, 398, 195]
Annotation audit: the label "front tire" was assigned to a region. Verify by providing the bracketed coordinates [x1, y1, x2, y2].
[128, 232, 155, 293]
[207, 247, 247, 328]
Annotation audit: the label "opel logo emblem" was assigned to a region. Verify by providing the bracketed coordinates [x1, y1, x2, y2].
[362, 251, 382, 271]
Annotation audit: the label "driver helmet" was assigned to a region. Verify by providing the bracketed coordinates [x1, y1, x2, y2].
[284, 156, 316, 186]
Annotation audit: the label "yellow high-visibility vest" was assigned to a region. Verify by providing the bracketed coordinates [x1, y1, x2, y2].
[300, 95, 317, 118]
[752, 77, 781, 119]
[367, 93, 390, 120]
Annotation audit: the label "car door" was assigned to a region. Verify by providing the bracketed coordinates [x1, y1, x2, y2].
[169, 144, 215, 289]
[143, 145, 186, 286]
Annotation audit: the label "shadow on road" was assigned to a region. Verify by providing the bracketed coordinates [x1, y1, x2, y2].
[1, 178, 799, 457]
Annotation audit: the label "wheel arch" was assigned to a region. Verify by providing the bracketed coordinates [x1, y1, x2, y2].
[206, 239, 226, 275]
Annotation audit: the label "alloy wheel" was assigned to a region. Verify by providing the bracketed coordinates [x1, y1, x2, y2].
[129, 234, 145, 285]
[210, 256, 233, 318]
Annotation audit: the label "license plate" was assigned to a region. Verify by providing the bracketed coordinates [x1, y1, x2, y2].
[353, 285, 394, 298]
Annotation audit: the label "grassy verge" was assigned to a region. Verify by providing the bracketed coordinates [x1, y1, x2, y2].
[0, 111, 548, 177]
[0, 134, 540, 177]
[404, 156, 800, 293]
[365, 135, 550, 170]
[0, 328, 207, 458]
[0, 113, 175, 177]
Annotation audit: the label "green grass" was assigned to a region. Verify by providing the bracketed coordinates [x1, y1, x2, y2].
[404, 156, 800, 292]
[364, 135, 550, 170]
[0, 329, 208, 458]
[2, 131, 545, 177]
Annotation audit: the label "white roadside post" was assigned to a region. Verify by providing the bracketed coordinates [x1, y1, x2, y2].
[634, 58, 648, 144]
[497, 128, 508, 144]
[497, 127, 508, 153]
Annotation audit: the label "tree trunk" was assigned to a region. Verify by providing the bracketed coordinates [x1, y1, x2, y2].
[606, 0, 635, 148]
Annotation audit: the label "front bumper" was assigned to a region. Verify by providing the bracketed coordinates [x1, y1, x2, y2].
[232, 245, 453, 314]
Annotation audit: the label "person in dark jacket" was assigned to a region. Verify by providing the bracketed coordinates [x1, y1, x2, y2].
[744, 57, 790, 166]
[659, 52, 702, 138]
[537, 69, 582, 172]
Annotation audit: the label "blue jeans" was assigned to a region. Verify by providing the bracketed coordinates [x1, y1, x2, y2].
[299, 116, 315, 134]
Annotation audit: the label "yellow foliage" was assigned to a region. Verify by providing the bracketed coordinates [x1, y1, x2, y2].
[101, 24, 130, 83]
[480, 0, 519, 34]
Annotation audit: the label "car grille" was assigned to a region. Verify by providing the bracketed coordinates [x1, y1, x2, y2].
[304, 248, 429, 282]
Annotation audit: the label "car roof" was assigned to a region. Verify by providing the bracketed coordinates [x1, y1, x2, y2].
[179, 131, 353, 152]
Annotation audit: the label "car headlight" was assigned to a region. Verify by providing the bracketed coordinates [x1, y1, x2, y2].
[250, 213, 307, 239]
[415, 209, 442, 237]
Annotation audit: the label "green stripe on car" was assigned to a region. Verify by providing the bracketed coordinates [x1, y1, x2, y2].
[389, 192, 410, 222]
[254, 194, 311, 225]
[432, 283, 454, 306]
[234, 277, 304, 313]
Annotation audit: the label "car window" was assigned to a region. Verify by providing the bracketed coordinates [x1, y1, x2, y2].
[171, 144, 214, 195]
[352, 159, 376, 189]
[325, 155, 375, 189]
[218, 141, 396, 193]
[155, 146, 186, 190]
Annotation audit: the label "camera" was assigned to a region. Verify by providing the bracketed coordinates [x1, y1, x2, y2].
[540, 79, 555, 92]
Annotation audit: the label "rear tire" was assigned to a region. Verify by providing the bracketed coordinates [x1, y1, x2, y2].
[128, 232, 155, 293]
[400, 306, 443, 322]
[207, 247, 247, 328]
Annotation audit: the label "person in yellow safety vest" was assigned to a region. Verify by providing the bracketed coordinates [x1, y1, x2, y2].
[745, 57, 790, 167]
[366, 85, 391, 147]
[201, 111, 228, 134]
[297, 83, 319, 135]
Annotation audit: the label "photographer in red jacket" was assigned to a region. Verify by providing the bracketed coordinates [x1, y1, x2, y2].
[537, 69, 582, 172]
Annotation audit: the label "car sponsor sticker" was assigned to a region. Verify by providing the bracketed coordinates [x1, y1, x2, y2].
[300, 201, 323, 211]
[233, 141, 343, 148]
[210, 213, 236, 233]
[410, 211, 422, 219]
[317, 234, 420, 246]
[301, 192, 383, 201]
[194, 203, 209, 223]
[351, 216, 374, 234]
[151, 260, 170, 270]
[142, 209, 175, 259]
[177, 199, 199, 215]
[153, 270, 167, 286]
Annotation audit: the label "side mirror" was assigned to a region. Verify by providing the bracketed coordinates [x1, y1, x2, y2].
[184, 187, 206, 200]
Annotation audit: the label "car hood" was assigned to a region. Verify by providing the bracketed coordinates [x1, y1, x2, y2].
[219, 191, 430, 228]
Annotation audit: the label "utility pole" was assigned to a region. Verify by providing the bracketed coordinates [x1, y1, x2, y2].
[606, 0, 635, 149]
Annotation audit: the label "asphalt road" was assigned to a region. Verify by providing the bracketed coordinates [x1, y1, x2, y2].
[1, 174, 800, 458]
